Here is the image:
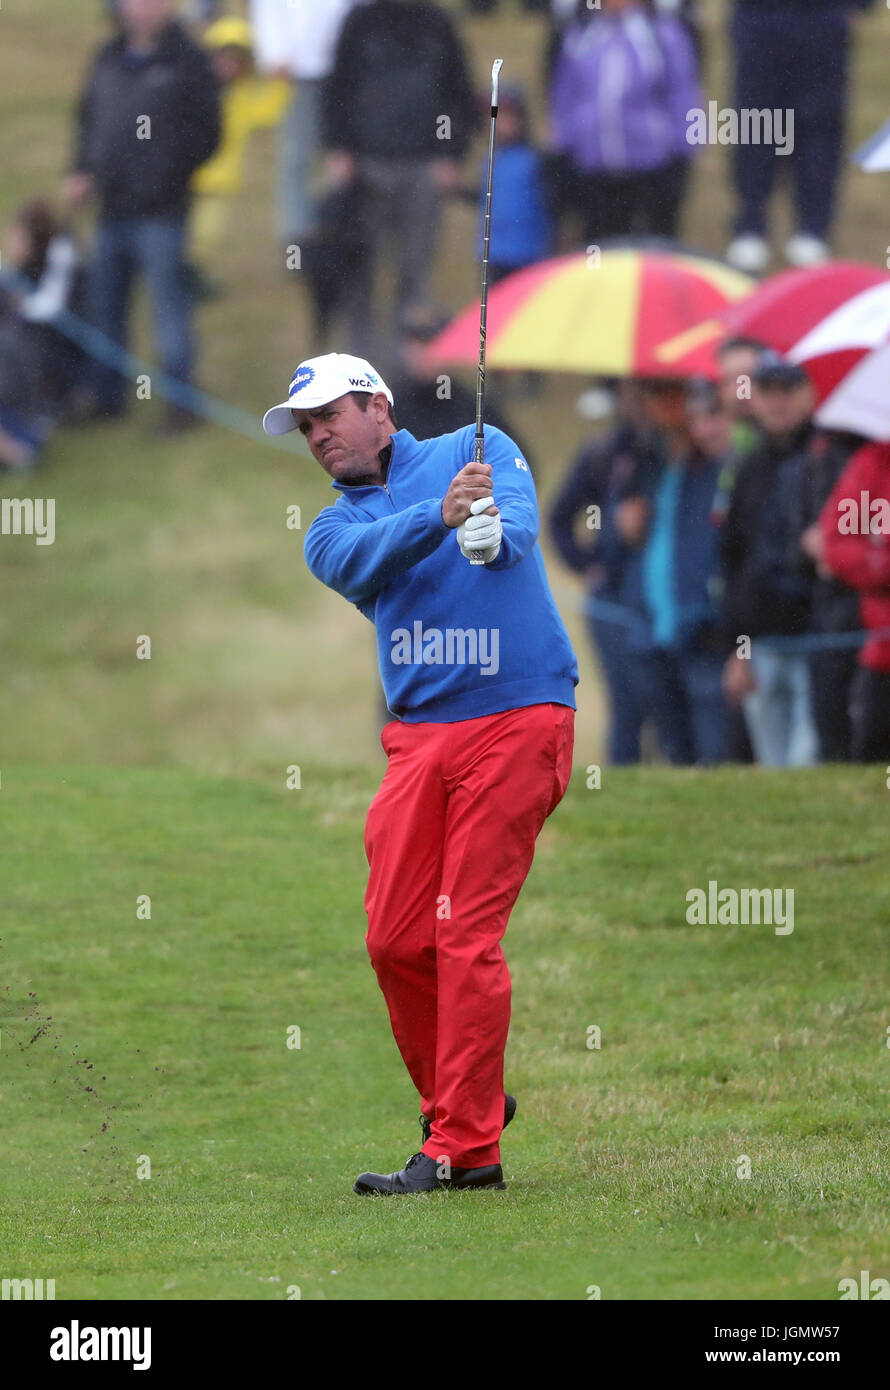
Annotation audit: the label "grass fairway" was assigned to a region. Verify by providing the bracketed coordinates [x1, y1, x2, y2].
[1, 764, 887, 1300]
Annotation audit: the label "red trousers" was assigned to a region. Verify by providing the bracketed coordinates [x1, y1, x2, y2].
[363, 702, 575, 1169]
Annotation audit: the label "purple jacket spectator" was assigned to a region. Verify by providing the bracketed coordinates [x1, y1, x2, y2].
[550, 9, 702, 174]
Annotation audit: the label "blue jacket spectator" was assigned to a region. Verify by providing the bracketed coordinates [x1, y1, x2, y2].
[475, 85, 554, 278]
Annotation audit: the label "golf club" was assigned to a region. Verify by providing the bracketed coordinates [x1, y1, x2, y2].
[467, 56, 504, 565]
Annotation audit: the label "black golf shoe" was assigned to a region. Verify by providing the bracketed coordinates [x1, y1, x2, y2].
[419, 1093, 517, 1147]
[353, 1152, 506, 1195]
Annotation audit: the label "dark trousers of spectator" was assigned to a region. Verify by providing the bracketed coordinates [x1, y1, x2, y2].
[849, 667, 890, 762]
[809, 645, 860, 761]
[589, 614, 647, 765]
[87, 216, 193, 415]
[731, 3, 850, 239]
[573, 159, 688, 244]
[348, 158, 441, 364]
[633, 647, 728, 766]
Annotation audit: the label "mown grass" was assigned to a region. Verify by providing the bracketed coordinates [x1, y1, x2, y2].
[1, 765, 887, 1299]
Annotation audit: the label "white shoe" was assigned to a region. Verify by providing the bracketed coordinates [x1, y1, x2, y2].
[726, 235, 770, 274]
[784, 233, 831, 268]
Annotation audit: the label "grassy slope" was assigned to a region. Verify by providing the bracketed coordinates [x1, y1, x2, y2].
[1, 765, 888, 1299]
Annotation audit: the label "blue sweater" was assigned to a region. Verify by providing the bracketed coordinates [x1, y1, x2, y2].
[304, 425, 579, 722]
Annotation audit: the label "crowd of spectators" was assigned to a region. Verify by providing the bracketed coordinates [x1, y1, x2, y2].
[1, 0, 876, 446]
[549, 346, 890, 764]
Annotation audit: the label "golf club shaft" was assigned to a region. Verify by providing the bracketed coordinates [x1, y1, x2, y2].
[469, 57, 503, 564]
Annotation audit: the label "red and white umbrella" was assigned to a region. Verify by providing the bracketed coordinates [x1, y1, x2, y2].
[653, 262, 889, 381]
[813, 344, 890, 441]
[788, 282, 890, 440]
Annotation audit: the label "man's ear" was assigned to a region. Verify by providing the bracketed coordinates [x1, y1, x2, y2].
[371, 391, 390, 422]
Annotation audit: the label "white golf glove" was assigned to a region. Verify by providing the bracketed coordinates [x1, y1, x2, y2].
[457, 496, 502, 564]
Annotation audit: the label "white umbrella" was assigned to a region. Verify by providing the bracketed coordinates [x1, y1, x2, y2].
[853, 116, 890, 173]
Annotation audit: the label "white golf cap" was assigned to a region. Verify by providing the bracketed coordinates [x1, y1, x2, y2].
[262, 353, 394, 436]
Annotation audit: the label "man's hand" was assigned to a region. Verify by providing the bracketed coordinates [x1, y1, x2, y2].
[441, 461, 498, 528]
[62, 171, 94, 207]
[457, 500, 502, 563]
[615, 496, 650, 547]
[326, 151, 356, 186]
[723, 652, 757, 707]
[799, 523, 822, 563]
[430, 157, 461, 195]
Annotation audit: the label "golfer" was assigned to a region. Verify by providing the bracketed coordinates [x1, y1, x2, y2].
[264, 352, 579, 1194]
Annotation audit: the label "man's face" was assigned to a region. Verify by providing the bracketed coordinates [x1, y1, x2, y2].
[688, 404, 731, 460]
[719, 347, 761, 419]
[751, 380, 813, 439]
[293, 392, 391, 484]
[642, 384, 687, 431]
[120, 0, 175, 43]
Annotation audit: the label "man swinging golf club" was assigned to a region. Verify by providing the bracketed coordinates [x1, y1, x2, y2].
[263, 351, 578, 1193]
[262, 62, 578, 1194]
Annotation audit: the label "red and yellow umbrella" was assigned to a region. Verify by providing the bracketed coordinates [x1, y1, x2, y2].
[426, 248, 753, 378]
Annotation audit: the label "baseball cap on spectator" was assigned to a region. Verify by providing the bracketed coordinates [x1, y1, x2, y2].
[685, 376, 722, 411]
[263, 353, 394, 435]
[204, 17, 252, 49]
[753, 350, 809, 389]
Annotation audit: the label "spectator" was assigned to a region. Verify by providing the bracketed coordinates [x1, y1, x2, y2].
[0, 197, 86, 417]
[0, 289, 50, 472]
[716, 335, 763, 455]
[726, 0, 877, 274]
[785, 431, 865, 761]
[300, 181, 370, 347]
[543, 0, 703, 89]
[712, 334, 765, 760]
[322, 0, 477, 362]
[549, 383, 659, 763]
[250, 0, 359, 251]
[720, 352, 818, 766]
[616, 379, 728, 765]
[548, 0, 702, 244]
[65, 0, 221, 433]
[820, 441, 890, 761]
[190, 18, 289, 281]
[474, 84, 554, 285]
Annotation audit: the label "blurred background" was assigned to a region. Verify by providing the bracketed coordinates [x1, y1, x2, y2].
[2, 0, 889, 774]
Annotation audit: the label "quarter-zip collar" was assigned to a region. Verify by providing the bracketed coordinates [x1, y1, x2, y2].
[330, 431, 404, 498]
